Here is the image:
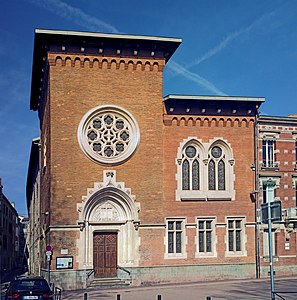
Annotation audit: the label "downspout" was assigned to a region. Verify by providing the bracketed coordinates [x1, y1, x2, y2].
[255, 110, 261, 279]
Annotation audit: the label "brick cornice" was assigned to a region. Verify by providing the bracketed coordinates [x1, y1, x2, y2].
[48, 53, 165, 71]
[163, 115, 255, 127]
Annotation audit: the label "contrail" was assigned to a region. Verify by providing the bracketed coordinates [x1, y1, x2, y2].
[167, 9, 276, 94]
[168, 61, 227, 95]
[186, 10, 276, 69]
[27, 0, 119, 33]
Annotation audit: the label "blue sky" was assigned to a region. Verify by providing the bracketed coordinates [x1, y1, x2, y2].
[1, 0, 297, 215]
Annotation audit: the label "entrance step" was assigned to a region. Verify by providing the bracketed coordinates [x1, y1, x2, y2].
[88, 278, 131, 289]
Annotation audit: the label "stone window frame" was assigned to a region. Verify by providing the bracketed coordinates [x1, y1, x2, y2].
[208, 144, 226, 191]
[164, 218, 187, 259]
[195, 217, 217, 258]
[259, 131, 280, 170]
[225, 216, 247, 257]
[77, 105, 140, 166]
[180, 140, 204, 191]
[259, 175, 281, 204]
[176, 137, 235, 201]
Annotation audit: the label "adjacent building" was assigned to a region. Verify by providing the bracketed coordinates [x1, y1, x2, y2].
[26, 138, 42, 276]
[0, 179, 19, 280]
[19, 215, 29, 273]
[257, 115, 297, 276]
[26, 28, 297, 290]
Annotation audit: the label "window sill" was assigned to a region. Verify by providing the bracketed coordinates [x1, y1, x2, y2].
[195, 252, 217, 258]
[164, 253, 187, 259]
[177, 190, 234, 201]
[225, 251, 247, 257]
[261, 166, 279, 171]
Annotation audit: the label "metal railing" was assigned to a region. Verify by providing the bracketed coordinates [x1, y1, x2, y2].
[116, 265, 131, 276]
[86, 269, 94, 279]
[274, 291, 297, 300]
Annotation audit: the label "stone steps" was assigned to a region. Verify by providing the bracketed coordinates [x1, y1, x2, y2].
[88, 277, 131, 289]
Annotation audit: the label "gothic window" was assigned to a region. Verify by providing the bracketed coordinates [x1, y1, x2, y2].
[192, 160, 199, 190]
[176, 138, 235, 201]
[218, 160, 225, 190]
[208, 160, 215, 190]
[182, 160, 190, 190]
[208, 145, 226, 191]
[182, 145, 200, 190]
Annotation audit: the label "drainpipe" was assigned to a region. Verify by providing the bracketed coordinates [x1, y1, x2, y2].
[254, 111, 261, 279]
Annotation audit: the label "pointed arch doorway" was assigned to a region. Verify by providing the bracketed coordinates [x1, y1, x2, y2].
[76, 171, 141, 279]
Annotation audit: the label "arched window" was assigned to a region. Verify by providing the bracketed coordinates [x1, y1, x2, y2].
[182, 160, 190, 190]
[208, 145, 226, 191]
[218, 160, 225, 190]
[176, 138, 234, 201]
[208, 160, 215, 190]
[182, 145, 200, 190]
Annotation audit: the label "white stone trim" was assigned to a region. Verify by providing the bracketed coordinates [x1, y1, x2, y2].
[164, 218, 187, 259]
[77, 105, 140, 166]
[195, 217, 218, 258]
[176, 137, 235, 201]
[259, 176, 281, 190]
[76, 171, 140, 269]
[224, 216, 247, 257]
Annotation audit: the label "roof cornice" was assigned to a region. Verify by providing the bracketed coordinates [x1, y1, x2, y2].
[163, 94, 265, 116]
[30, 29, 182, 111]
[163, 94, 265, 102]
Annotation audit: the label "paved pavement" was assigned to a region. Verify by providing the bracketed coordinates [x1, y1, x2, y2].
[61, 277, 297, 300]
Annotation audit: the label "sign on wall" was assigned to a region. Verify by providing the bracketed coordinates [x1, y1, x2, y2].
[56, 256, 73, 269]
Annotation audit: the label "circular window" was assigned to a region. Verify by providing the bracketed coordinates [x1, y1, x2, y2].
[78, 105, 140, 165]
[185, 146, 197, 158]
[211, 146, 222, 158]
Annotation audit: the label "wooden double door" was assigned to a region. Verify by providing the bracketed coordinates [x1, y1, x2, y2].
[93, 232, 117, 277]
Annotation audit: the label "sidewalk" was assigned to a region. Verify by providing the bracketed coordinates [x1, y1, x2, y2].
[61, 277, 297, 300]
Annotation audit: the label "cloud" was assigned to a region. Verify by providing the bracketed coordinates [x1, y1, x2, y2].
[168, 61, 227, 95]
[27, 0, 120, 33]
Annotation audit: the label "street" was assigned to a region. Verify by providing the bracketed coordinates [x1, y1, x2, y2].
[61, 277, 297, 300]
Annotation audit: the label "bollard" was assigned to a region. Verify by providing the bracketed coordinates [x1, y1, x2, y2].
[206, 297, 212, 300]
[157, 295, 162, 300]
[84, 292, 88, 300]
[116, 294, 121, 300]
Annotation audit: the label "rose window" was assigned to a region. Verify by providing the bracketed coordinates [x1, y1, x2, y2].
[78, 105, 140, 165]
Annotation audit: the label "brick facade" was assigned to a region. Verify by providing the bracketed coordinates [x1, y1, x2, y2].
[257, 116, 297, 277]
[26, 29, 297, 290]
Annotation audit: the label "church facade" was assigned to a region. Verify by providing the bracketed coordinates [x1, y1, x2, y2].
[26, 29, 297, 290]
